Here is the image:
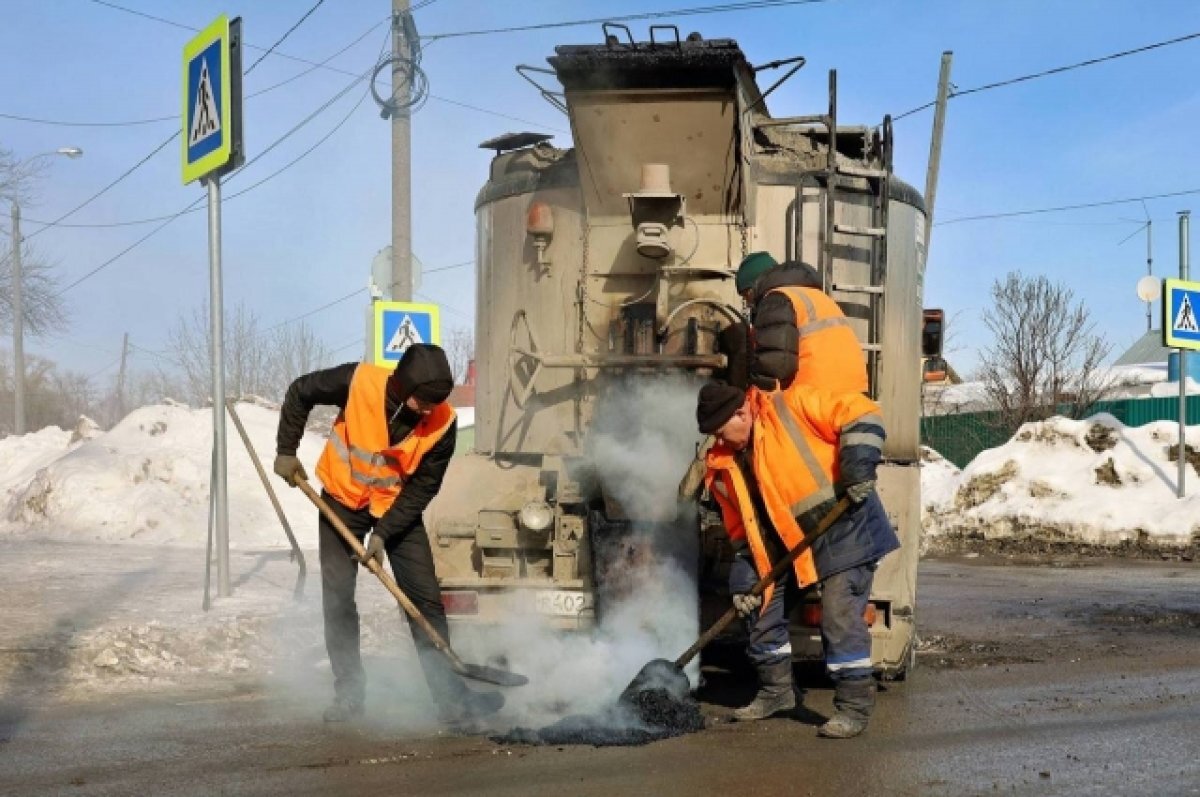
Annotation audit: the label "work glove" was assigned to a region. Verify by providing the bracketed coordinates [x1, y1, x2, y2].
[357, 534, 387, 570]
[844, 479, 876, 505]
[273, 454, 307, 487]
[732, 592, 762, 619]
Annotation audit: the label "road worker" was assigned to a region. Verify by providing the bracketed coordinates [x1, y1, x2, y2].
[696, 381, 898, 738]
[272, 344, 502, 724]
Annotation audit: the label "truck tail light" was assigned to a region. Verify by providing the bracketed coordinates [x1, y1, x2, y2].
[441, 591, 479, 615]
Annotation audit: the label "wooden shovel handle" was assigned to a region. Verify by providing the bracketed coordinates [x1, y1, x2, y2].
[294, 476, 464, 668]
[674, 497, 852, 669]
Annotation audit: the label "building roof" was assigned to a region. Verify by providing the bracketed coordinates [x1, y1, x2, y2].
[1113, 329, 1173, 366]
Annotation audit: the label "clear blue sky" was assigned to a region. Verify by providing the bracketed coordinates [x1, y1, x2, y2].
[2, 0, 1199, 384]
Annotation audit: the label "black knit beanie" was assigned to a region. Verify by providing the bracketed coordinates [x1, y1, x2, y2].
[390, 344, 454, 405]
[696, 382, 746, 434]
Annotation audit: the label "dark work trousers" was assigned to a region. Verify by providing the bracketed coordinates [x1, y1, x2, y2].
[317, 491, 465, 707]
[730, 545, 876, 681]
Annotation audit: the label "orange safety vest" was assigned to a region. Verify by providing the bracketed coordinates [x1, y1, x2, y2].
[766, 285, 868, 395]
[704, 386, 882, 602]
[316, 364, 456, 518]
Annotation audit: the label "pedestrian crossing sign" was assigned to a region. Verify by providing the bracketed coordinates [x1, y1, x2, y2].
[181, 15, 243, 184]
[1163, 278, 1200, 351]
[373, 301, 441, 367]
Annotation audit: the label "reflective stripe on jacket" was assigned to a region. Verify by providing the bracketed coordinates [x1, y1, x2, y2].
[704, 386, 885, 603]
[315, 363, 456, 518]
[761, 285, 868, 395]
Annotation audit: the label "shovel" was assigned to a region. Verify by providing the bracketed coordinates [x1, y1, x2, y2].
[294, 475, 528, 688]
[620, 497, 852, 704]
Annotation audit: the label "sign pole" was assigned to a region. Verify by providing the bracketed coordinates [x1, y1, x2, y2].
[208, 173, 231, 595]
[1179, 211, 1191, 499]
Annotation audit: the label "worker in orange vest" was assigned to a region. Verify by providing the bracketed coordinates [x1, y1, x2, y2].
[697, 381, 898, 738]
[273, 344, 502, 725]
[735, 252, 868, 395]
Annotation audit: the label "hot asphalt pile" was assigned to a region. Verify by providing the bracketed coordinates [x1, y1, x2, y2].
[493, 687, 705, 747]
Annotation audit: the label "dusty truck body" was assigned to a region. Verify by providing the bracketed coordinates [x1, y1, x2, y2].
[426, 29, 926, 677]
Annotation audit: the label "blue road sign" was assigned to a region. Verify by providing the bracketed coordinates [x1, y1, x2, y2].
[1163, 278, 1200, 351]
[373, 301, 442, 367]
[181, 15, 242, 184]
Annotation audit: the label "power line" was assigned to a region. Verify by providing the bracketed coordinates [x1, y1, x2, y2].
[423, 0, 830, 39]
[244, 0, 326, 75]
[426, 94, 569, 134]
[936, 186, 1200, 227]
[894, 29, 1200, 121]
[55, 36, 388, 294]
[1, 16, 388, 129]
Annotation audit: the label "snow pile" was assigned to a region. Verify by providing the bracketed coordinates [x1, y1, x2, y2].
[920, 445, 961, 517]
[0, 402, 327, 547]
[923, 414, 1200, 548]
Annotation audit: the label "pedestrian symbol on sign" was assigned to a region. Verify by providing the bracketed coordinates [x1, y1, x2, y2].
[1174, 294, 1199, 334]
[386, 314, 424, 354]
[189, 58, 221, 146]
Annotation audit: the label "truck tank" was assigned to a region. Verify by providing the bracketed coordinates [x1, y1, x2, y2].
[426, 29, 925, 676]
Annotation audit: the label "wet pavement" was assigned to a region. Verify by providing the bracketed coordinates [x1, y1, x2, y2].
[2, 551, 1199, 796]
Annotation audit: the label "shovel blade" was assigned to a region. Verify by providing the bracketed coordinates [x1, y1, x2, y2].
[619, 658, 690, 707]
[454, 661, 529, 687]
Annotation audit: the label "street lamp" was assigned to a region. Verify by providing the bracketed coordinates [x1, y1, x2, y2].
[10, 147, 84, 435]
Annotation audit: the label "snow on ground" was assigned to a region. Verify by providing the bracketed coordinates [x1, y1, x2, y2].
[923, 413, 1200, 548]
[0, 401, 327, 548]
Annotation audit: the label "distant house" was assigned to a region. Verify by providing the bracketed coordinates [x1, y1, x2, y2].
[449, 360, 476, 456]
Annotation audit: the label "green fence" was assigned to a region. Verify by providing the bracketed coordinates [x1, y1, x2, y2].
[922, 394, 1200, 469]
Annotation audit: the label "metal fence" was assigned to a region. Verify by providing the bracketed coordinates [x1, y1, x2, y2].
[922, 395, 1200, 469]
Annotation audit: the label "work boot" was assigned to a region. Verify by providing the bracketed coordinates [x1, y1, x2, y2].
[322, 695, 364, 723]
[818, 677, 875, 739]
[732, 659, 796, 721]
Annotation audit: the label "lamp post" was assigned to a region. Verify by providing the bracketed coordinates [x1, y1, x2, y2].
[10, 146, 83, 435]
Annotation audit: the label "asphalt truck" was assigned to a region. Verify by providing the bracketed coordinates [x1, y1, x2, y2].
[425, 26, 926, 678]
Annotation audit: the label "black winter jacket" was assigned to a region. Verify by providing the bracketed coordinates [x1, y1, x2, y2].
[747, 262, 823, 390]
[276, 362, 457, 541]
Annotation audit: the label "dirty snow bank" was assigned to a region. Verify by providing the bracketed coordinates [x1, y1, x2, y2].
[923, 414, 1200, 549]
[0, 401, 326, 548]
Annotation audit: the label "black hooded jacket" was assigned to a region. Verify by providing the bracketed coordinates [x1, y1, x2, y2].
[276, 358, 457, 540]
[747, 261, 823, 390]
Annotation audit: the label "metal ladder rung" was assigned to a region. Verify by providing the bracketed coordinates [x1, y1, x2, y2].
[860, 343, 882, 353]
[834, 223, 886, 238]
[836, 163, 888, 179]
[832, 283, 885, 295]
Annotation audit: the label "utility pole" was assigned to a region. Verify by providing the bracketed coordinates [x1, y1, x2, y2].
[1146, 219, 1153, 333]
[115, 332, 130, 422]
[923, 51, 954, 251]
[10, 201, 25, 435]
[1178, 210, 1190, 499]
[391, 0, 413, 302]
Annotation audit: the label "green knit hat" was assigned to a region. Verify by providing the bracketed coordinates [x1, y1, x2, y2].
[735, 251, 778, 293]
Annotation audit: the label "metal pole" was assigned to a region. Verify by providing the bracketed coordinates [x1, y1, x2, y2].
[1178, 210, 1190, 499]
[1146, 220, 1153, 333]
[391, 0, 412, 302]
[207, 175, 230, 595]
[115, 332, 130, 422]
[11, 201, 25, 435]
[923, 51, 953, 250]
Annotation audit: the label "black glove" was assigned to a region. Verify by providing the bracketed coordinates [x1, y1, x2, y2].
[357, 534, 386, 570]
[273, 454, 307, 487]
[844, 479, 876, 504]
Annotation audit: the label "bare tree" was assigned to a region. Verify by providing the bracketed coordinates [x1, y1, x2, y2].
[266, 321, 331, 398]
[444, 326, 474, 384]
[977, 272, 1113, 434]
[0, 148, 67, 337]
[165, 301, 274, 405]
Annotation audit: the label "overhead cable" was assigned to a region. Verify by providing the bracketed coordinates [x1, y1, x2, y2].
[894, 29, 1200, 121]
[936, 187, 1200, 227]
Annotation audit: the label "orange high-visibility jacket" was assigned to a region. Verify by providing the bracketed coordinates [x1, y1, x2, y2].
[316, 364, 456, 518]
[761, 285, 868, 395]
[704, 385, 883, 604]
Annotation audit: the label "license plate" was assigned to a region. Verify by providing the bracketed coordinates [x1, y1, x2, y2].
[534, 590, 594, 617]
